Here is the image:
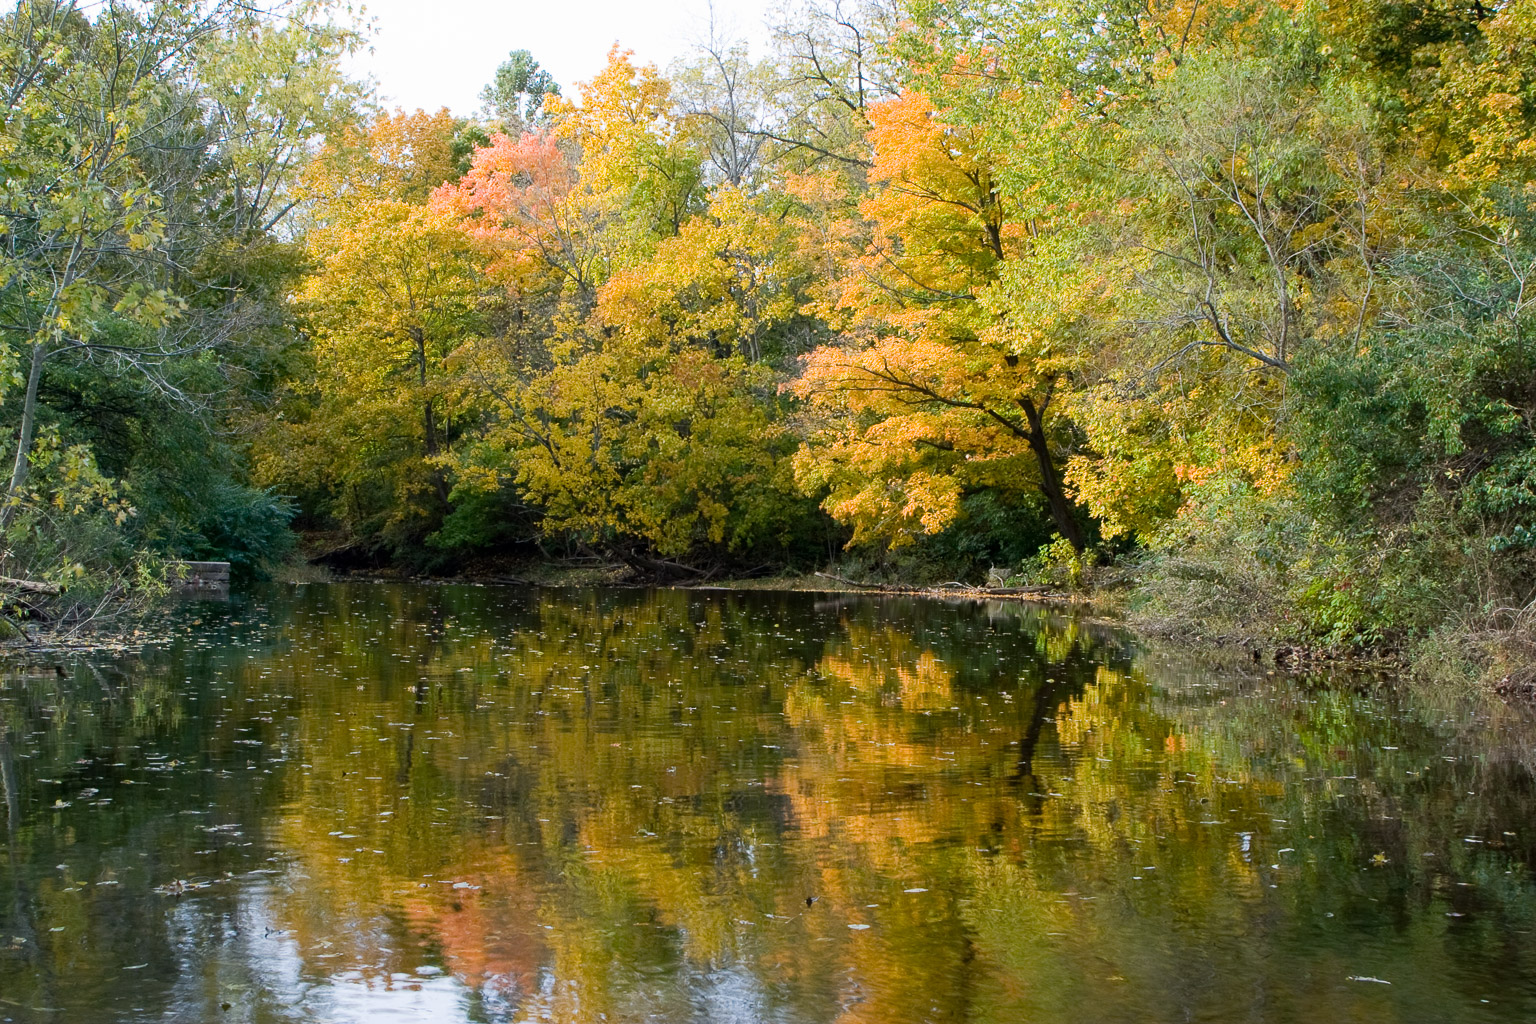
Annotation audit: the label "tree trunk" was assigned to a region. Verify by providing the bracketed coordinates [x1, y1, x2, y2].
[1017, 396, 1085, 552]
[423, 400, 439, 458]
[413, 327, 450, 505]
[1, 343, 47, 530]
[423, 400, 450, 505]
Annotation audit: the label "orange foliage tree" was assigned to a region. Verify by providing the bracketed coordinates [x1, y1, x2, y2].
[790, 90, 1090, 551]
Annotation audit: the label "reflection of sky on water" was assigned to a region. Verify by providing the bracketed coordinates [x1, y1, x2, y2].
[161, 881, 477, 1024]
[312, 974, 471, 1024]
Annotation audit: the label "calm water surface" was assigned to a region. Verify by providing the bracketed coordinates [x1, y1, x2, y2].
[2, 583, 1535, 1023]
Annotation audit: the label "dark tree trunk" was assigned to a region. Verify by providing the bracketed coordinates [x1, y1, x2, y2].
[423, 400, 450, 505]
[413, 326, 450, 505]
[1017, 396, 1085, 552]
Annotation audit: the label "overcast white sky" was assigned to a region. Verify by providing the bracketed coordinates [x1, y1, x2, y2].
[345, 0, 780, 116]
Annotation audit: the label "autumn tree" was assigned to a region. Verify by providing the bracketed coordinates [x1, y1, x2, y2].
[549, 46, 707, 253]
[255, 110, 489, 558]
[476, 189, 822, 570]
[791, 89, 1091, 552]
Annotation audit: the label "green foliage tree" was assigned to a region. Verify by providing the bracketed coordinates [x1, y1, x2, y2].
[0, 0, 363, 611]
[479, 49, 561, 131]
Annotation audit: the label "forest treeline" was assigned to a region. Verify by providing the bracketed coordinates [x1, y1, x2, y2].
[0, 0, 1533, 677]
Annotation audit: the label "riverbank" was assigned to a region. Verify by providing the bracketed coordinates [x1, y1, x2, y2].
[10, 555, 1515, 701]
[699, 566, 1529, 696]
[282, 558, 1431, 678]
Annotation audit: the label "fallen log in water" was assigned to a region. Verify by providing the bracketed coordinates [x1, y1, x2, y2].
[167, 561, 230, 589]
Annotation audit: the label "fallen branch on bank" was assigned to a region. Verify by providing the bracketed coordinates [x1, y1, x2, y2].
[0, 576, 61, 596]
[620, 551, 713, 581]
[812, 572, 1053, 597]
[813, 571, 886, 589]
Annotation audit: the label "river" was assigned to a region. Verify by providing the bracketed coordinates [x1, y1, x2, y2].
[1, 582, 1534, 1022]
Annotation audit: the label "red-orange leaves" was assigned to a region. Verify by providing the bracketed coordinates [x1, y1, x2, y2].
[430, 131, 593, 297]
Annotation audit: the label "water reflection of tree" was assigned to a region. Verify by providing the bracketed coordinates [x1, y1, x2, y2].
[251, 587, 1527, 1021]
[5, 585, 1536, 1022]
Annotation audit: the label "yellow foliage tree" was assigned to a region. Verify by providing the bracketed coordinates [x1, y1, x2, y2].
[495, 189, 815, 566]
[255, 110, 488, 552]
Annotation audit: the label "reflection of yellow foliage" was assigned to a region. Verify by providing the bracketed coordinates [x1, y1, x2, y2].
[190, 586, 1363, 1020]
[813, 625, 956, 711]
